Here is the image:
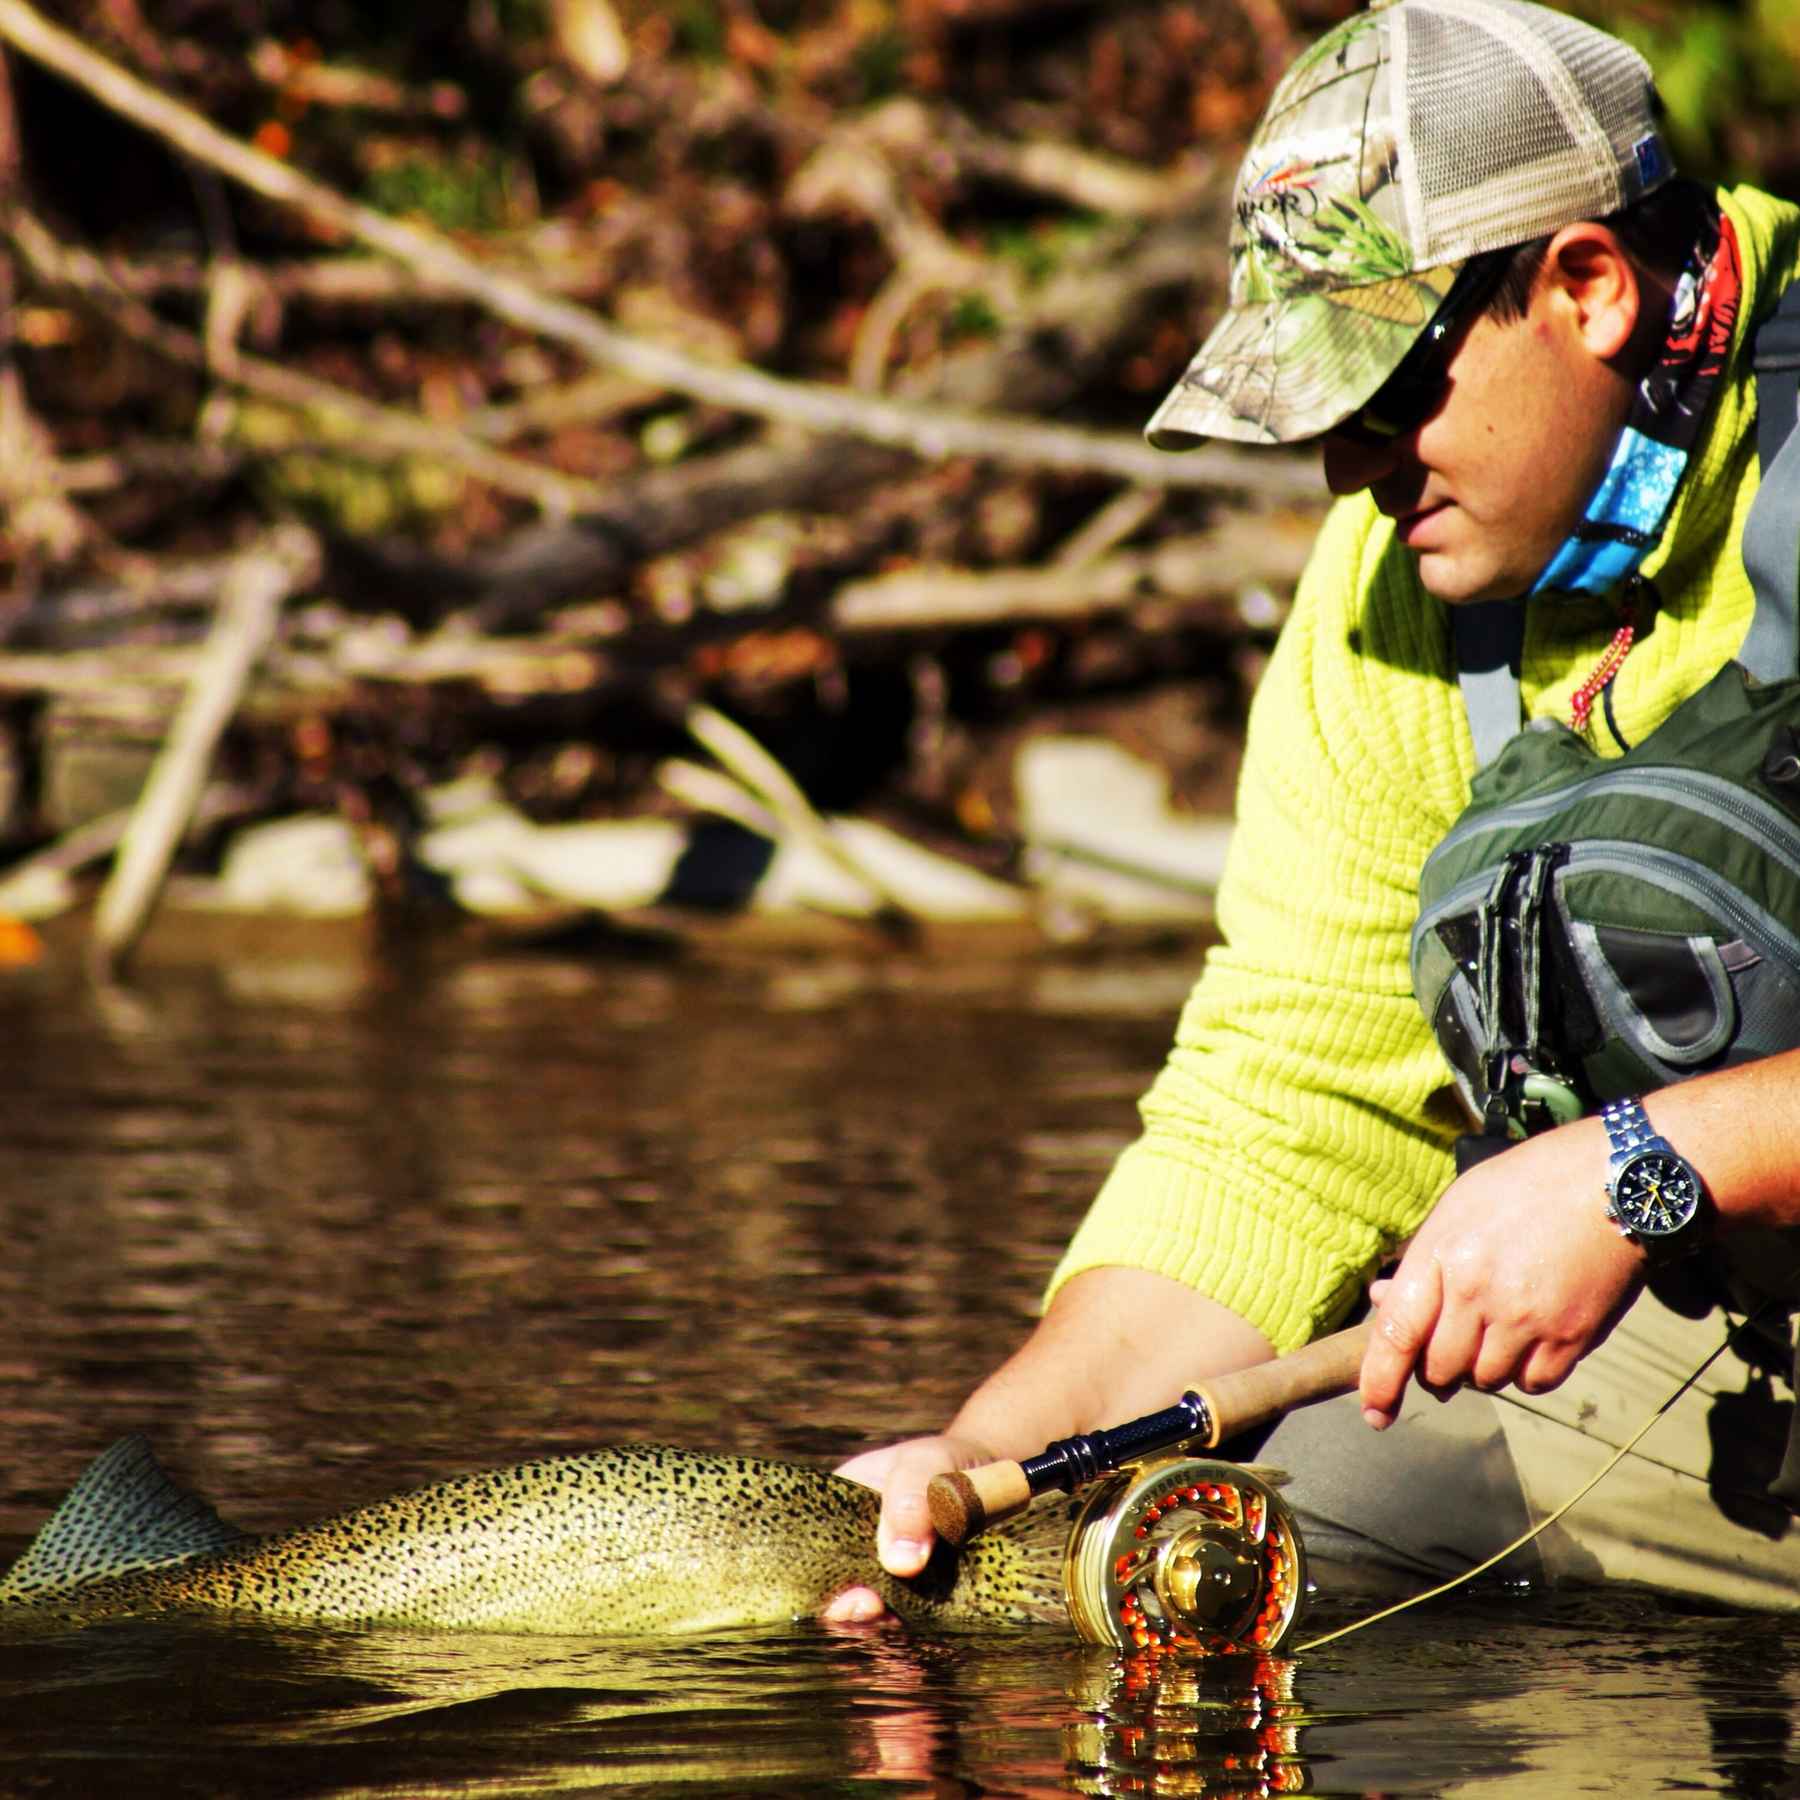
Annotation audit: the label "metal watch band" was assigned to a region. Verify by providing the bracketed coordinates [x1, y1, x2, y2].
[1600, 1093, 1710, 1265]
[1600, 1096, 1662, 1155]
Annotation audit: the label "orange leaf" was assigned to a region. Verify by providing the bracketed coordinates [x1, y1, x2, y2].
[0, 916, 43, 967]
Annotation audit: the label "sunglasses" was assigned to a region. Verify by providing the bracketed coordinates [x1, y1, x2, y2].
[1335, 251, 1513, 442]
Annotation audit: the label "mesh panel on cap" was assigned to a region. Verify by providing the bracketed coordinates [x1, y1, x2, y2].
[1531, 4, 1659, 167]
[1396, 0, 1664, 264]
[1406, 6, 1605, 258]
[1409, 12, 1569, 198]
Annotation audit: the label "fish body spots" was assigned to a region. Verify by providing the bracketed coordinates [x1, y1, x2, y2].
[2, 1444, 1068, 1637]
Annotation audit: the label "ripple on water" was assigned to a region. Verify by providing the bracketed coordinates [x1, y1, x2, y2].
[2, 934, 1796, 1795]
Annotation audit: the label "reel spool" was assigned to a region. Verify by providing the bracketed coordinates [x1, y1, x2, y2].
[1062, 1457, 1306, 1653]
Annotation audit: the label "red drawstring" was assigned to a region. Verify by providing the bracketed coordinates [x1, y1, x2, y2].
[1570, 600, 1636, 734]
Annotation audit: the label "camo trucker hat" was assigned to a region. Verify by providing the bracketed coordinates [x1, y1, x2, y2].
[1146, 0, 1674, 448]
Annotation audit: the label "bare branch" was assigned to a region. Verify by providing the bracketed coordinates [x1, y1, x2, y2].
[0, 0, 1315, 498]
[89, 525, 319, 978]
[7, 209, 605, 516]
[832, 516, 1313, 633]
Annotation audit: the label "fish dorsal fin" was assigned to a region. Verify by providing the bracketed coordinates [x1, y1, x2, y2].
[0, 1436, 246, 1600]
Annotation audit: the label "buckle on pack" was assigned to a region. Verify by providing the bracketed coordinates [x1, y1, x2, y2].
[1481, 1051, 1584, 1138]
[1473, 843, 1585, 1137]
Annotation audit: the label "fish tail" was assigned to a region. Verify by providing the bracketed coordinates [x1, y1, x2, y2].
[0, 1437, 245, 1604]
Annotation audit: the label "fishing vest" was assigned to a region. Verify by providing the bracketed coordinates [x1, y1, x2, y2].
[1411, 276, 1800, 1155]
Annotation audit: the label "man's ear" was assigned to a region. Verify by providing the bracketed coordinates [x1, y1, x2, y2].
[1538, 222, 1644, 364]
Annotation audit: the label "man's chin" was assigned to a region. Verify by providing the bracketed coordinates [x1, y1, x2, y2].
[1411, 550, 1519, 607]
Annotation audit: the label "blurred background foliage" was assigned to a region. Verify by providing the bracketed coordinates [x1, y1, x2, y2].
[4, 0, 1789, 561]
[1, 0, 1790, 660]
[0, 0, 1791, 913]
[1574, 0, 1800, 187]
[20, 1, 1787, 263]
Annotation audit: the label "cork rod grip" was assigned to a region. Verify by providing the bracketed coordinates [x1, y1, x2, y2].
[1189, 1318, 1372, 1446]
[925, 1461, 1032, 1548]
[925, 1320, 1374, 1545]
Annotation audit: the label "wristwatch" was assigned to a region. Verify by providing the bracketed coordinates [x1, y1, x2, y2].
[1600, 1096, 1710, 1264]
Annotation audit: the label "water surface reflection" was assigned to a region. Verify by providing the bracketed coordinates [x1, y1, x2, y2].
[2, 921, 1797, 1794]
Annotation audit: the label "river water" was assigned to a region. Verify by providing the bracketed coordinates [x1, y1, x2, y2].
[1, 915, 1796, 1796]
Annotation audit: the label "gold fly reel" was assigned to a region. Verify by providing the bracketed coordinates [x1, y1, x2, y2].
[1063, 1457, 1306, 1654]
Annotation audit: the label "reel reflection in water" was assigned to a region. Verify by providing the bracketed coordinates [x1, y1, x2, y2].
[1063, 1457, 1305, 1653]
[1065, 1650, 1306, 1797]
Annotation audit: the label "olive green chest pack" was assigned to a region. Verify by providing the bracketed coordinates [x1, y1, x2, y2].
[1410, 277, 1800, 1141]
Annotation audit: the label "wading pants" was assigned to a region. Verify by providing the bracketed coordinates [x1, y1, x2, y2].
[1262, 1293, 1800, 1610]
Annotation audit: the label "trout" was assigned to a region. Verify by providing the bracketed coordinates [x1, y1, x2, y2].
[0, 1437, 1070, 1635]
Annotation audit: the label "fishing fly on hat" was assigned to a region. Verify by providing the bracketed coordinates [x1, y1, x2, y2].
[1146, 0, 1676, 449]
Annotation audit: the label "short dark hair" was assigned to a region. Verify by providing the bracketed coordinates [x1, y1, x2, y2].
[1481, 176, 1713, 323]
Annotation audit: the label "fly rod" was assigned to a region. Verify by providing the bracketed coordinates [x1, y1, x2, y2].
[926, 1319, 1373, 1545]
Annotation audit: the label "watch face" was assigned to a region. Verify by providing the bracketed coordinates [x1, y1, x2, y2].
[1612, 1151, 1702, 1239]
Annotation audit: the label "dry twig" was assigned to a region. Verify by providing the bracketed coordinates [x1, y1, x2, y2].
[89, 524, 320, 977]
[0, 0, 1301, 497]
[832, 515, 1313, 632]
[7, 210, 604, 516]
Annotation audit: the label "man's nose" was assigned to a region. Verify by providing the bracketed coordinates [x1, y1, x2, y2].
[1320, 428, 1404, 496]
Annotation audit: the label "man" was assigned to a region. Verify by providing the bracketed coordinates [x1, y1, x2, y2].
[828, 0, 1800, 1621]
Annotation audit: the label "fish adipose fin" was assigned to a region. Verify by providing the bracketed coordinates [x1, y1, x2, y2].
[0, 1436, 246, 1601]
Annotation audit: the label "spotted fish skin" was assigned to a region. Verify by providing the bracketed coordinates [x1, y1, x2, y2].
[0, 1439, 1069, 1636]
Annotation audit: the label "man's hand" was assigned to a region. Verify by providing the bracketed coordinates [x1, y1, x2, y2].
[1359, 1114, 1646, 1428]
[821, 1269, 1278, 1622]
[823, 1433, 994, 1622]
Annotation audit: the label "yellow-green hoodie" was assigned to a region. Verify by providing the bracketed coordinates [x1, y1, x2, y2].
[1050, 184, 1800, 1353]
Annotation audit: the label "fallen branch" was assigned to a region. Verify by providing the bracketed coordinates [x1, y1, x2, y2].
[339, 206, 1322, 631]
[48, 440, 246, 496]
[0, 0, 1300, 495]
[0, 504, 1311, 700]
[70, 232, 627, 311]
[0, 781, 253, 918]
[1050, 487, 1167, 568]
[246, 37, 469, 119]
[832, 515, 1313, 632]
[682, 701, 916, 937]
[0, 544, 287, 649]
[456, 370, 664, 444]
[89, 525, 319, 978]
[7, 209, 603, 517]
[854, 97, 1217, 220]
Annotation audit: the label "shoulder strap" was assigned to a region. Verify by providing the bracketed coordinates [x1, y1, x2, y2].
[1740, 274, 1800, 683]
[1451, 600, 1526, 768]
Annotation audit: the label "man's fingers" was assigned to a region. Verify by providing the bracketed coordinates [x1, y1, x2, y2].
[836, 1441, 939, 1574]
[1359, 1263, 1443, 1428]
[1418, 1294, 1483, 1396]
[824, 1437, 959, 1618]
[877, 1490, 933, 1576]
[873, 1441, 967, 1577]
[821, 1584, 889, 1624]
[833, 1444, 900, 1489]
[1514, 1338, 1582, 1396]
[1469, 1326, 1537, 1394]
[836, 1433, 1000, 1592]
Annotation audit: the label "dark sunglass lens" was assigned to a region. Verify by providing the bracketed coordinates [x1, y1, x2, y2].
[1348, 361, 1437, 439]
[1346, 253, 1503, 439]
